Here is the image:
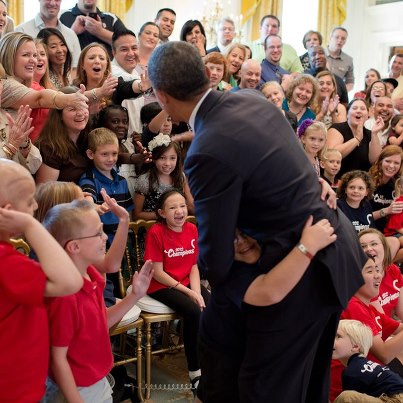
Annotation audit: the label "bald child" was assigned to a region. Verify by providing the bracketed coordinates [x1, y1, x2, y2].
[0, 159, 83, 403]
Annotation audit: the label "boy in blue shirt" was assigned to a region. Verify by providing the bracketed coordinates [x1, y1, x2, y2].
[79, 127, 134, 245]
[79, 128, 134, 300]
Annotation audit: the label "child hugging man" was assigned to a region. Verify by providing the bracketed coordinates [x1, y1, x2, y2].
[0, 159, 83, 402]
[333, 319, 403, 402]
[43, 198, 153, 402]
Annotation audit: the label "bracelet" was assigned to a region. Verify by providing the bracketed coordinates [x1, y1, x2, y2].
[91, 88, 98, 101]
[380, 208, 386, 218]
[170, 281, 180, 289]
[296, 243, 314, 260]
[129, 152, 136, 163]
[137, 81, 143, 93]
[7, 142, 18, 153]
[19, 138, 31, 150]
[51, 91, 63, 109]
[2, 145, 13, 159]
[354, 136, 361, 145]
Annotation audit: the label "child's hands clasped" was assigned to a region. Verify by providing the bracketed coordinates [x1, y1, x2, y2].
[130, 260, 153, 299]
[187, 289, 206, 310]
[300, 215, 337, 257]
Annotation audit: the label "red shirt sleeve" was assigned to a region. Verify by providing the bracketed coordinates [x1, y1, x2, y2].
[0, 243, 46, 306]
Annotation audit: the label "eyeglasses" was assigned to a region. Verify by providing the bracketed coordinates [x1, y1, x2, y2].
[63, 229, 105, 248]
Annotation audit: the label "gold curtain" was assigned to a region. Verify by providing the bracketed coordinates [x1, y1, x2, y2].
[242, 0, 283, 41]
[97, 0, 134, 22]
[317, 0, 347, 46]
[7, 0, 24, 26]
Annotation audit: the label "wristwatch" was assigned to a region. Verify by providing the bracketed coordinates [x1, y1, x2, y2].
[297, 243, 314, 260]
[380, 209, 386, 218]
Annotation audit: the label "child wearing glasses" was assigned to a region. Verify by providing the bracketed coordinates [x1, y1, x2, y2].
[43, 199, 153, 403]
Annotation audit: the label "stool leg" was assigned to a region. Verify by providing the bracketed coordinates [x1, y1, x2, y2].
[136, 326, 144, 402]
[145, 321, 152, 400]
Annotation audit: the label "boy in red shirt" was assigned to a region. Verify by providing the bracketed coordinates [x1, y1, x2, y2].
[0, 159, 83, 403]
[44, 197, 153, 402]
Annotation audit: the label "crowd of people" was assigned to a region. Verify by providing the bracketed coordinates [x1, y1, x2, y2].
[1, 0, 403, 402]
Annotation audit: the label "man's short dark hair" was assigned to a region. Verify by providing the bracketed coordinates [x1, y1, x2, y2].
[156, 8, 176, 19]
[264, 34, 281, 51]
[148, 41, 210, 101]
[260, 14, 280, 28]
[111, 29, 136, 50]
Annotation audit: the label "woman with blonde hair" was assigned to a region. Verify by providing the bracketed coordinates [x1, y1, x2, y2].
[224, 43, 246, 87]
[283, 74, 318, 125]
[314, 70, 346, 128]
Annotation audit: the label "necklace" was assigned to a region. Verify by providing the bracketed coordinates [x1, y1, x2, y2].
[290, 104, 306, 116]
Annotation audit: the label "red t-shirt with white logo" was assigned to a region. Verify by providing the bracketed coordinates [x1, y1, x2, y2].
[145, 222, 198, 294]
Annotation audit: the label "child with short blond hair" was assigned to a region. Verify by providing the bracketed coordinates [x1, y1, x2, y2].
[0, 159, 82, 402]
[333, 319, 403, 403]
[320, 148, 342, 191]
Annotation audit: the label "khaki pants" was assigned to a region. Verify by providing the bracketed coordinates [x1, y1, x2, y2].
[334, 390, 403, 403]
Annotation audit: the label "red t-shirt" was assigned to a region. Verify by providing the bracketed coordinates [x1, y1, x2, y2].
[329, 296, 400, 401]
[384, 196, 403, 236]
[371, 264, 403, 318]
[0, 242, 48, 403]
[47, 266, 113, 387]
[144, 222, 198, 294]
[30, 81, 50, 142]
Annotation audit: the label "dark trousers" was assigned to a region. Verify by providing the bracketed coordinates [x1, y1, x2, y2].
[198, 263, 341, 403]
[149, 285, 210, 371]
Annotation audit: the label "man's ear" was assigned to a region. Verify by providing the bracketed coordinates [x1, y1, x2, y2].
[154, 88, 169, 108]
[205, 65, 211, 79]
[86, 149, 95, 160]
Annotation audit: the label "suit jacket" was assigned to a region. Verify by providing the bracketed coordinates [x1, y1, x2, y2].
[185, 89, 365, 307]
[207, 45, 220, 54]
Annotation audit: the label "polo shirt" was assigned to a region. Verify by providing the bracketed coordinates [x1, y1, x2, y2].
[0, 242, 48, 403]
[60, 5, 126, 58]
[325, 47, 354, 85]
[260, 58, 290, 85]
[111, 59, 140, 81]
[15, 14, 81, 68]
[79, 167, 134, 244]
[47, 266, 113, 387]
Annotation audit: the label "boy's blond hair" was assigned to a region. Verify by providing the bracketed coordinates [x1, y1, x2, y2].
[42, 199, 95, 247]
[87, 127, 118, 152]
[320, 148, 342, 162]
[338, 319, 373, 356]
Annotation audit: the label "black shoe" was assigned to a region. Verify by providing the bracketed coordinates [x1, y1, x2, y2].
[190, 375, 201, 397]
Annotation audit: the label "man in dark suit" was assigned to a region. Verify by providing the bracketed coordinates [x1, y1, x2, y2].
[148, 41, 366, 403]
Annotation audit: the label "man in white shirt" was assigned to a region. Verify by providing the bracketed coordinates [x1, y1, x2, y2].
[15, 0, 81, 70]
[111, 29, 140, 81]
[207, 17, 235, 56]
